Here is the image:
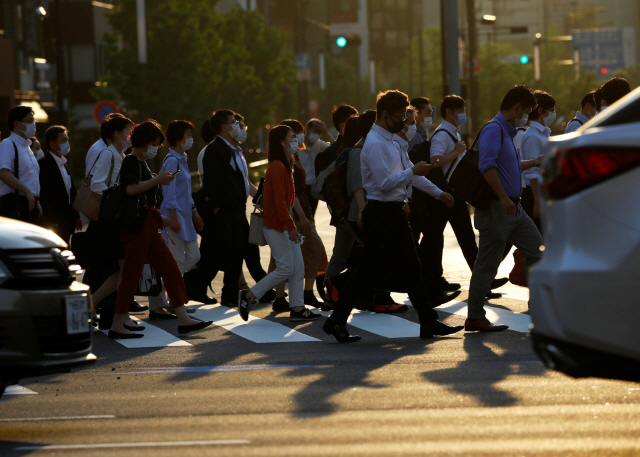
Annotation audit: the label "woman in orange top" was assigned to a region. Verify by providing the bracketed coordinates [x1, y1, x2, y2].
[238, 125, 321, 322]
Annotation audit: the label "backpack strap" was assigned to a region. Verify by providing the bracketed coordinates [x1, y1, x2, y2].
[471, 121, 504, 152]
[430, 128, 459, 144]
[11, 141, 19, 197]
[569, 118, 584, 126]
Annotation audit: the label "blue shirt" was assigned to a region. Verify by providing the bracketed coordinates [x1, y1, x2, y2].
[477, 113, 522, 199]
[160, 149, 197, 242]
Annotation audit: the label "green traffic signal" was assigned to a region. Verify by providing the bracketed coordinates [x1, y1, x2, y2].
[520, 55, 530, 64]
[336, 37, 347, 48]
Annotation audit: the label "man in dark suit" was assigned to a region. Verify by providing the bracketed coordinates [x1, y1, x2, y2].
[39, 125, 81, 245]
[185, 109, 260, 306]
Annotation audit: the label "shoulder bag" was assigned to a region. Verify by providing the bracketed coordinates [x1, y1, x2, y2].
[0, 142, 22, 219]
[248, 194, 267, 246]
[73, 149, 114, 221]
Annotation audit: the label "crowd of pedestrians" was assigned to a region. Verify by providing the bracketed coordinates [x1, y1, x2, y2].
[0, 76, 632, 342]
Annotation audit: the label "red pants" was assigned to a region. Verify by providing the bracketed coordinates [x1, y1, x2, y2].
[115, 209, 187, 314]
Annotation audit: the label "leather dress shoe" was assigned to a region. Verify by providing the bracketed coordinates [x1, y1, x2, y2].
[124, 323, 145, 331]
[420, 320, 464, 338]
[438, 277, 461, 291]
[431, 290, 461, 307]
[168, 305, 196, 314]
[149, 310, 177, 320]
[322, 320, 361, 343]
[178, 318, 213, 335]
[490, 277, 509, 289]
[108, 330, 144, 339]
[129, 300, 149, 312]
[486, 291, 502, 299]
[464, 318, 509, 332]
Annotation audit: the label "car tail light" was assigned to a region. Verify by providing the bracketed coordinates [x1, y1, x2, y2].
[543, 147, 640, 199]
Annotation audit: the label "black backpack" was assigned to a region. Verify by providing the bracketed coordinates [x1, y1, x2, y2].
[447, 121, 504, 209]
[408, 129, 458, 190]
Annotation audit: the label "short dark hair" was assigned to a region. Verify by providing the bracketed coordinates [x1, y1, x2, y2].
[602, 77, 631, 106]
[594, 86, 604, 111]
[339, 116, 360, 153]
[581, 91, 595, 109]
[234, 113, 245, 124]
[44, 125, 67, 153]
[130, 119, 165, 148]
[210, 109, 235, 135]
[100, 113, 125, 142]
[280, 119, 304, 134]
[529, 90, 556, 122]
[331, 103, 358, 131]
[376, 90, 410, 120]
[357, 109, 377, 139]
[201, 118, 215, 144]
[500, 85, 536, 111]
[103, 115, 133, 141]
[440, 95, 465, 119]
[7, 105, 34, 132]
[410, 97, 432, 112]
[166, 120, 195, 148]
[267, 124, 294, 172]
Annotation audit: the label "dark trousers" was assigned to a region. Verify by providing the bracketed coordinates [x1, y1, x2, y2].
[304, 185, 319, 217]
[0, 194, 43, 226]
[521, 185, 542, 234]
[330, 200, 440, 326]
[419, 194, 478, 277]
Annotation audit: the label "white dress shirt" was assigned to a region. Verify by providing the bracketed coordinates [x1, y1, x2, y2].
[513, 127, 528, 154]
[361, 124, 442, 203]
[521, 121, 548, 187]
[51, 152, 72, 203]
[89, 143, 122, 195]
[299, 139, 329, 184]
[85, 138, 108, 177]
[430, 120, 462, 175]
[565, 111, 589, 134]
[197, 142, 213, 187]
[0, 132, 41, 197]
[221, 137, 250, 198]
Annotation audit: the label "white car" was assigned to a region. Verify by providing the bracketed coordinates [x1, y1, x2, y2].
[530, 86, 640, 381]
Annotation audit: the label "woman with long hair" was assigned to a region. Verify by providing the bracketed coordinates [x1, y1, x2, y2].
[237, 125, 321, 322]
[108, 120, 212, 338]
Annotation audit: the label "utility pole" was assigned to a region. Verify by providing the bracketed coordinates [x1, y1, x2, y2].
[443, 0, 461, 97]
[439, 0, 448, 97]
[418, 26, 424, 95]
[54, 0, 68, 126]
[466, 0, 479, 136]
[296, 1, 308, 121]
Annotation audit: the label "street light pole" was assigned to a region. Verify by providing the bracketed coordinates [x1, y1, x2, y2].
[54, 0, 68, 126]
[443, 0, 461, 96]
[466, 0, 479, 136]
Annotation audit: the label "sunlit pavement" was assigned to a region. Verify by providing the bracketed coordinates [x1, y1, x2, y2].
[2, 202, 639, 457]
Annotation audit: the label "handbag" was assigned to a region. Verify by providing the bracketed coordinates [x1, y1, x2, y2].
[135, 263, 163, 296]
[100, 184, 149, 232]
[248, 195, 267, 246]
[73, 149, 114, 221]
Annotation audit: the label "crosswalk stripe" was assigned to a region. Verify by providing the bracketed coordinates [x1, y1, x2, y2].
[194, 304, 320, 343]
[3, 385, 37, 395]
[100, 316, 191, 348]
[460, 286, 530, 302]
[313, 308, 421, 338]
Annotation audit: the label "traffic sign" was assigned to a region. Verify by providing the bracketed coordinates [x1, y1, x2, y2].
[308, 99, 319, 112]
[463, 56, 481, 75]
[571, 28, 636, 75]
[295, 53, 312, 71]
[330, 22, 361, 37]
[94, 101, 118, 124]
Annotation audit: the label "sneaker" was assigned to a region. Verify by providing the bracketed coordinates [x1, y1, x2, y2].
[238, 290, 256, 321]
[272, 297, 290, 312]
[289, 307, 322, 322]
[372, 303, 409, 313]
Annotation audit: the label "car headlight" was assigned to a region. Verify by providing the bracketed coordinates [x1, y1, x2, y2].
[0, 259, 13, 287]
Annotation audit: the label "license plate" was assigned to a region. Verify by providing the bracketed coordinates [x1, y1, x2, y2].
[65, 295, 89, 334]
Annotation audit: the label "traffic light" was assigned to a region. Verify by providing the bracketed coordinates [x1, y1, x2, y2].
[600, 68, 608, 75]
[520, 55, 530, 64]
[336, 37, 347, 48]
[334, 35, 362, 49]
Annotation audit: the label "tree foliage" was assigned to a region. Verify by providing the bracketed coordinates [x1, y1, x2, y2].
[93, 0, 296, 143]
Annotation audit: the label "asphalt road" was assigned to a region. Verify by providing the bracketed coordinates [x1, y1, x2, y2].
[2, 202, 639, 457]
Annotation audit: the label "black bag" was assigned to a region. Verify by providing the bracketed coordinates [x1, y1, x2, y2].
[447, 122, 503, 209]
[322, 147, 360, 221]
[100, 184, 149, 232]
[0, 142, 21, 219]
[408, 129, 459, 191]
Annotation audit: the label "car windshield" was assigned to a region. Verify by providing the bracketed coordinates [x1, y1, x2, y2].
[584, 86, 640, 130]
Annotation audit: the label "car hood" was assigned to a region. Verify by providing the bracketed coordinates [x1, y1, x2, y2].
[0, 217, 66, 250]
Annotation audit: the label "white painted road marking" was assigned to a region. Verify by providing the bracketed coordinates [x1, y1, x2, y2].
[100, 316, 191, 348]
[0, 415, 115, 422]
[3, 385, 37, 395]
[102, 364, 327, 375]
[313, 308, 422, 338]
[14, 440, 250, 451]
[195, 304, 320, 343]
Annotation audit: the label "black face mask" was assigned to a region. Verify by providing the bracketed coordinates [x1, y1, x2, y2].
[385, 113, 405, 134]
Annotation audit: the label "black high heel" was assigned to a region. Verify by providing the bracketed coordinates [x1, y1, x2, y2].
[124, 323, 145, 331]
[149, 310, 177, 320]
[108, 330, 144, 339]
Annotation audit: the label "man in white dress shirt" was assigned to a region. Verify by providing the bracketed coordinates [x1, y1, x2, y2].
[323, 90, 464, 343]
[565, 91, 596, 134]
[0, 105, 42, 224]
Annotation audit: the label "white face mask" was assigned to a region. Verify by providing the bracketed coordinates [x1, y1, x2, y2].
[229, 122, 241, 139]
[119, 130, 131, 149]
[308, 132, 319, 144]
[182, 137, 193, 151]
[455, 113, 467, 126]
[34, 149, 44, 160]
[515, 112, 528, 128]
[543, 111, 556, 127]
[284, 141, 298, 156]
[405, 124, 417, 141]
[143, 145, 158, 159]
[236, 128, 247, 144]
[296, 133, 305, 146]
[420, 118, 432, 130]
[59, 142, 71, 156]
[21, 121, 36, 138]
